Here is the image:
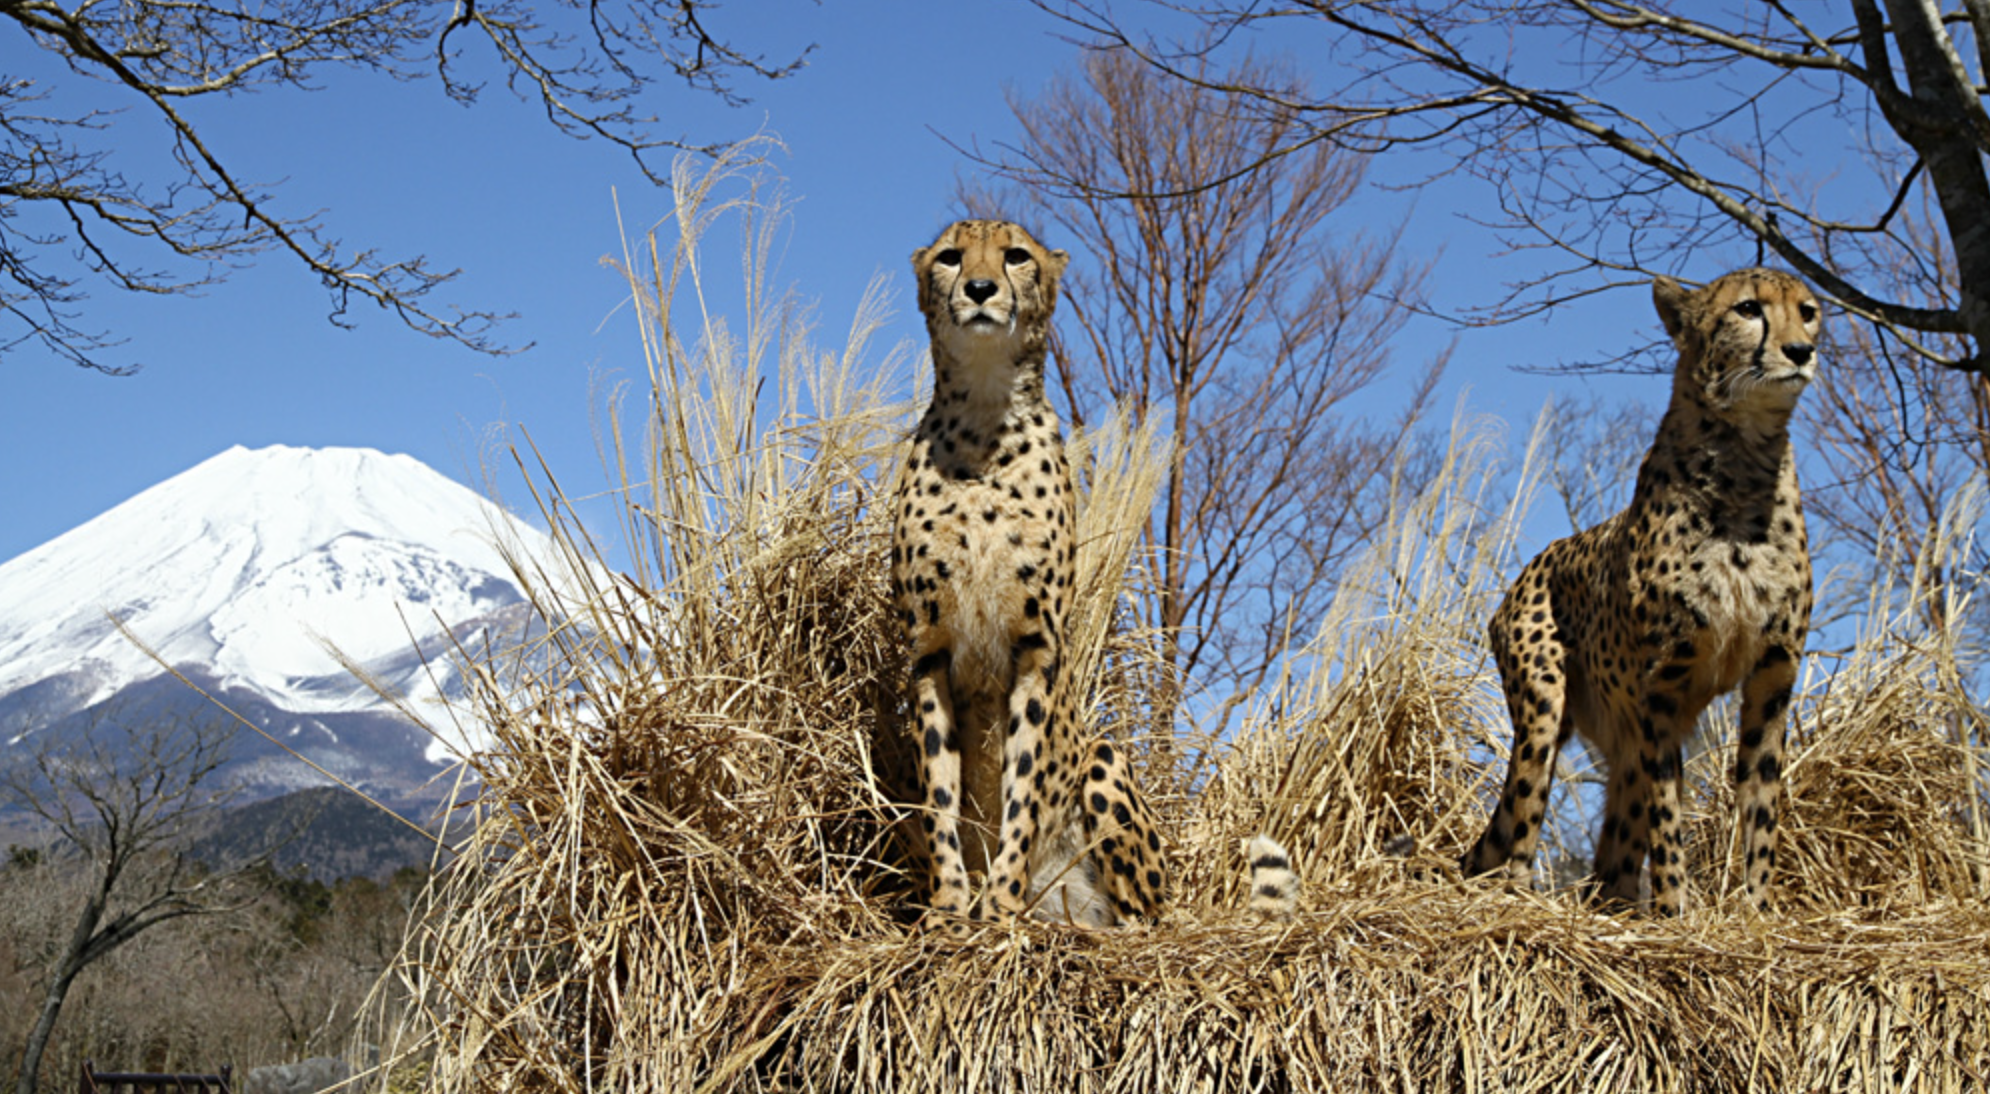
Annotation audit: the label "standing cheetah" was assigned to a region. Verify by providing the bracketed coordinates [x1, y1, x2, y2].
[891, 219, 1171, 927]
[1461, 268, 1820, 916]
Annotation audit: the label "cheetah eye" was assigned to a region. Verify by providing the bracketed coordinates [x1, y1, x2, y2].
[1004, 247, 1034, 266]
[934, 248, 962, 267]
[1733, 299, 1764, 319]
[1799, 302, 1818, 322]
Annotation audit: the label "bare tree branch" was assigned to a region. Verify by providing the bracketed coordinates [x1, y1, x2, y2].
[1805, 193, 1990, 653]
[1043, 0, 1990, 378]
[1, 0, 811, 371]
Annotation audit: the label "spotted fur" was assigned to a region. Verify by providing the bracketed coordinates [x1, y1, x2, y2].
[1461, 268, 1820, 916]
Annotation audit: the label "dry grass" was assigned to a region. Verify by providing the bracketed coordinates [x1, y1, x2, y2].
[372, 146, 1990, 1093]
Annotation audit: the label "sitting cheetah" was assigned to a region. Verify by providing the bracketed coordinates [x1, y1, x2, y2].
[892, 219, 1297, 926]
[1460, 268, 1820, 916]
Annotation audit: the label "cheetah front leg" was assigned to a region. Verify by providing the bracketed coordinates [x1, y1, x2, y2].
[1629, 612, 1714, 915]
[1732, 642, 1799, 911]
[976, 634, 1058, 921]
[909, 646, 973, 921]
[1640, 743, 1689, 915]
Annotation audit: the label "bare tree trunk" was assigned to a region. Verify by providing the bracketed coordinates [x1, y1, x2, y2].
[18, 970, 78, 1094]
[16, 889, 103, 1094]
[1873, 0, 1990, 351]
[1157, 405, 1191, 733]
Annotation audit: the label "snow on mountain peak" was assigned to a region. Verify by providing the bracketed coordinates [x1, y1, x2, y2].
[0, 444, 552, 717]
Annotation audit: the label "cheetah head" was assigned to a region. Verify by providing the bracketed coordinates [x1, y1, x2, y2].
[912, 220, 1069, 356]
[1654, 268, 1822, 422]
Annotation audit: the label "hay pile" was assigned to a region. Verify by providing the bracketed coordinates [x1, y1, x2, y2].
[380, 149, 1990, 1093]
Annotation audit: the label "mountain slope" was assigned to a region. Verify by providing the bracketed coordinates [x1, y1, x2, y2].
[189, 785, 460, 882]
[0, 444, 555, 796]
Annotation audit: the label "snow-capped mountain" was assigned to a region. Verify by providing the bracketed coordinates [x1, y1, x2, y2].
[0, 445, 555, 802]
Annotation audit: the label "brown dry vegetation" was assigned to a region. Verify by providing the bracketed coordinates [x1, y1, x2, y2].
[373, 146, 1990, 1093]
[0, 864, 423, 1087]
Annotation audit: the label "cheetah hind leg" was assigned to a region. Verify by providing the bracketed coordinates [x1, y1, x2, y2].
[1462, 600, 1571, 886]
[1078, 739, 1168, 922]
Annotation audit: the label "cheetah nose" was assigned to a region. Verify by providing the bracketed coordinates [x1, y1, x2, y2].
[963, 279, 998, 304]
[1783, 342, 1814, 366]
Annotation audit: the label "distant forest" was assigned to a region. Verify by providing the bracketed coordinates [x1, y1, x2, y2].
[2, 785, 446, 1088]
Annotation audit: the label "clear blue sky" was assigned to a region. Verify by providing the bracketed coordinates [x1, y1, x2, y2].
[0, 4, 1692, 567]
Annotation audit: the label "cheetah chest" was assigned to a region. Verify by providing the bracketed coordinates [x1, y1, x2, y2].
[917, 475, 1064, 701]
[1628, 499, 1809, 703]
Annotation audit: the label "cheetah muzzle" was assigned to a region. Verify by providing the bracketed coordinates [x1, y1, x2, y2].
[1460, 268, 1821, 917]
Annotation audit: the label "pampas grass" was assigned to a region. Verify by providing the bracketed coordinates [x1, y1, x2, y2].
[372, 146, 1990, 1093]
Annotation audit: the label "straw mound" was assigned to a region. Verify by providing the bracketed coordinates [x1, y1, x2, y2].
[1773, 654, 1987, 913]
[389, 151, 1990, 1093]
[707, 891, 1990, 1093]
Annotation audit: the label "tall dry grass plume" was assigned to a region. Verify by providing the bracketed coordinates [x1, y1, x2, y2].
[376, 148, 1990, 1092]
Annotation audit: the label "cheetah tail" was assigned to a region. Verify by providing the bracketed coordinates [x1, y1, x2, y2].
[1245, 834, 1300, 919]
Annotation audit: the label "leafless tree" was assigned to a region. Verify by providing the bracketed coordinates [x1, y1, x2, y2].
[965, 48, 1445, 721]
[1804, 199, 1990, 648]
[3, 714, 256, 1094]
[1051, 2, 1990, 382]
[2, 0, 809, 372]
[0, 851, 425, 1084]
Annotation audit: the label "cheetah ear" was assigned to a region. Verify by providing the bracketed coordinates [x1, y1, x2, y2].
[1652, 276, 1692, 342]
[1040, 248, 1071, 299]
[911, 246, 933, 311]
